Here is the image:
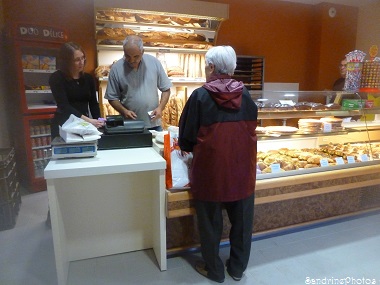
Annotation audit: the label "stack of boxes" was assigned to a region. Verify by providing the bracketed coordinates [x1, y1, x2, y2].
[0, 148, 21, 231]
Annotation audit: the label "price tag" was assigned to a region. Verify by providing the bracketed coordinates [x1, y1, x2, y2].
[323, 123, 332, 133]
[347, 156, 355, 163]
[335, 157, 345, 165]
[279, 100, 295, 106]
[320, 158, 329, 167]
[270, 163, 281, 173]
[360, 154, 369, 162]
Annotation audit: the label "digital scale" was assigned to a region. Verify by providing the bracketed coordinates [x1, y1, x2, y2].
[51, 137, 97, 159]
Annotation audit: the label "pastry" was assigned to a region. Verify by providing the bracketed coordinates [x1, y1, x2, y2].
[298, 152, 313, 161]
[97, 28, 116, 37]
[135, 13, 162, 23]
[304, 164, 319, 168]
[307, 155, 322, 164]
[296, 160, 308, 168]
[257, 162, 267, 171]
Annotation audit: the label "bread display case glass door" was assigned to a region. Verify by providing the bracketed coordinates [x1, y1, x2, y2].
[7, 23, 67, 192]
[23, 114, 53, 192]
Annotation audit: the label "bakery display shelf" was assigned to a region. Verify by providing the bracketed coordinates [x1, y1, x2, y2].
[96, 20, 215, 33]
[33, 157, 51, 163]
[96, 44, 209, 54]
[31, 133, 51, 138]
[234, 73, 263, 78]
[96, 37, 212, 49]
[233, 56, 265, 92]
[98, 76, 206, 83]
[27, 104, 56, 110]
[245, 83, 262, 86]
[257, 129, 349, 140]
[23, 69, 55, 74]
[345, 126, 380, 132]
[32, 145, 51, 150]
[234, 70, 263, 74]
[25, 90, 51, 94]
[246, 85, 263, 90]
[170, 77, 205, 83]
[257, 109, 368, 119]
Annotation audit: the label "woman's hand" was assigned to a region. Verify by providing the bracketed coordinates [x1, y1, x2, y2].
[88, 118, 104, 128]
[81, 115, 105, 128]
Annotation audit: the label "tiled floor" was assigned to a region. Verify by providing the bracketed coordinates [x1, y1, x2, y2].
[1, 191, 380, 285]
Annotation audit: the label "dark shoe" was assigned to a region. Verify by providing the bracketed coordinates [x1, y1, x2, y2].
[195, 261, 225, 283]
[226, 259, 242, 281]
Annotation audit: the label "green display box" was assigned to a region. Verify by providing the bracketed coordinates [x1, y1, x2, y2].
[341, 99, 366, 110]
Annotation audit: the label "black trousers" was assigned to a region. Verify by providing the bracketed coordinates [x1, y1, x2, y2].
[195, 193, 255, 280]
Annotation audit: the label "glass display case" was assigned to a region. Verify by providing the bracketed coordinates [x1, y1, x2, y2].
[246, 90, 380, 179]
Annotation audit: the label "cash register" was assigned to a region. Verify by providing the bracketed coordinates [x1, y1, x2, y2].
[98, 115, 152, 150]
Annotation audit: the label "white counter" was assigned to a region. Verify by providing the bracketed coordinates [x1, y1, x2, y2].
[44, 147, 167, 285]
[44, 147, 165, 178]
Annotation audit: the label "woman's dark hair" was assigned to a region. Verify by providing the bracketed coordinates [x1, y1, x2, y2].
[59, 42, 86, 78]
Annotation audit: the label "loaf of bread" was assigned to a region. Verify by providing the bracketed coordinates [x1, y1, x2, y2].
[167, 66, 185, 77]
[97, 28, 135, 37]
[135, 13, 163, 23]
[95, 65, 111, 78]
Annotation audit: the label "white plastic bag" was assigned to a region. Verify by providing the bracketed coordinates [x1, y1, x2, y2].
[61, 114, 102, 136]
[164, 126, 193, 189]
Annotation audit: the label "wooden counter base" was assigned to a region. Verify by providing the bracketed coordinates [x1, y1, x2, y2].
[166, 164, 380, 253]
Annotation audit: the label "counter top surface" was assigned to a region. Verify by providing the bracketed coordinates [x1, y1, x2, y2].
[44, 147, 166, 179]
[343, 121, 380, 128]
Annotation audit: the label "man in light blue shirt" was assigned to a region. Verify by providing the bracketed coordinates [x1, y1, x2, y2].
[105, 35, 172, 130]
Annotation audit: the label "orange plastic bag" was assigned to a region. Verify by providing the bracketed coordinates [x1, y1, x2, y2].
[163, 127, 192, 189]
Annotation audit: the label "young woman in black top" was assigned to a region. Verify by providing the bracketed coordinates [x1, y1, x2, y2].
[49, 42, 104, 138]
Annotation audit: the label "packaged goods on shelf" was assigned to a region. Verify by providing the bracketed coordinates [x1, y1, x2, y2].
[21, 55, 39, 69]
[39, 56, 56, 70]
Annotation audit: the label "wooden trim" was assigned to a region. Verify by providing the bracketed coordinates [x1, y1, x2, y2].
[256, 178, 380, 205]
[167, 208, 195, 218]
[166, 190, 192, 202]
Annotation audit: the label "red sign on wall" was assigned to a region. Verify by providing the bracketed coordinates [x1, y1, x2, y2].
[14, 23, 68, 43]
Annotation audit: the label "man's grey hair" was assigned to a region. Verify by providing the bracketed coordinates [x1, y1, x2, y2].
[122, 35, 144, 52]
[205, 45, 237, 76]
